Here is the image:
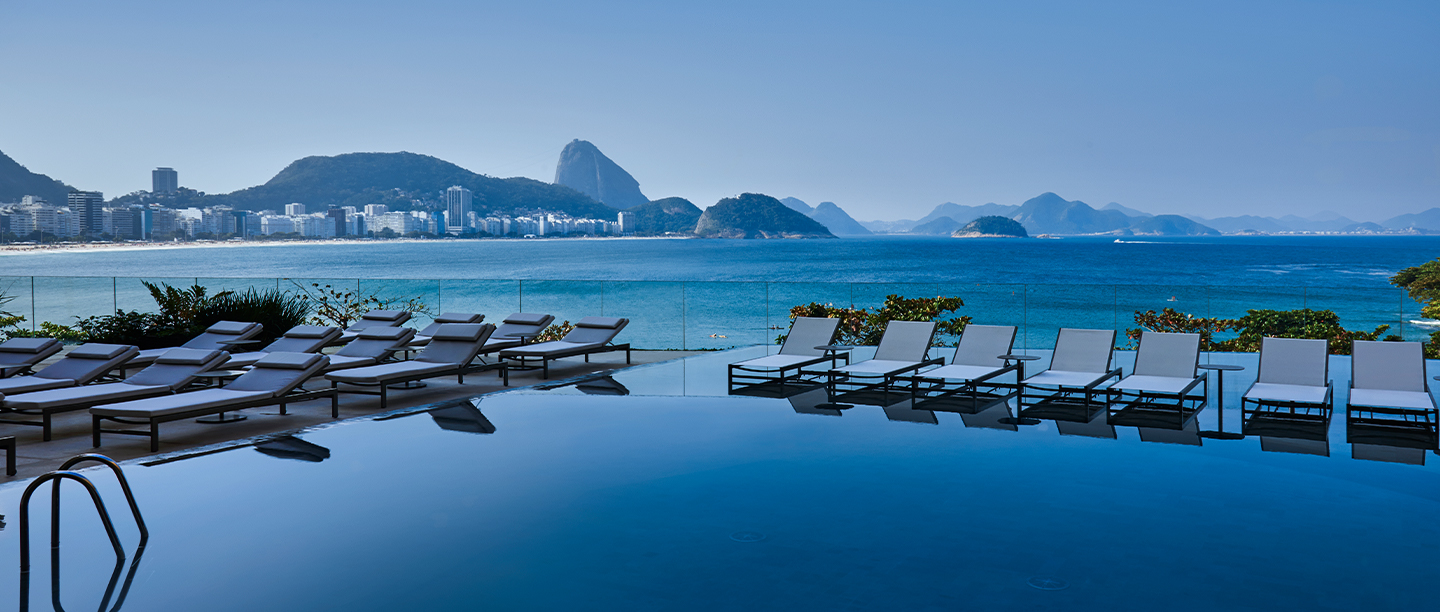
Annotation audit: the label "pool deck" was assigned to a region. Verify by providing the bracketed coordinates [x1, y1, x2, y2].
[0, 347, 703, 482]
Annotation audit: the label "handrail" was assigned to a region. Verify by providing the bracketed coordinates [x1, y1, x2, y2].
[56, 454, 149, 545]
[19, 471, 125, 573]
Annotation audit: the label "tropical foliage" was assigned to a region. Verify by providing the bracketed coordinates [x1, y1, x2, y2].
[1391, 258, 1440, 357]
[781, 294, 971, 347]
[1126, 307, 1391, 355]
[291, 281, 433, 329]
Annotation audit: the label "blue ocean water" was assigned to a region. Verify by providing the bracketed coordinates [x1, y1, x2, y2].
[0, 235, 1434, 348]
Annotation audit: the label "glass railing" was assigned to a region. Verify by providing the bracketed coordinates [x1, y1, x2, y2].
[0, 276, 1426, 350]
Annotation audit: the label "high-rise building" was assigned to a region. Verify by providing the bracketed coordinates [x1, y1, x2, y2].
[285, 203, 306, 216]
[445, 186, 471, 235]
[617, 211, 635, 235]
[364, 204, 388, 217]
[68, 191, 104, 236]
[152, 167, 178, 194]
[327, 207, 347, 237]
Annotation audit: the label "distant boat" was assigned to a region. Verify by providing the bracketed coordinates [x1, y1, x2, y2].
[1167, 296, 1178, 302]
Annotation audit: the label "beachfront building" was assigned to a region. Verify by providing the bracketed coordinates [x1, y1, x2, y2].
[152, 167, 178, 194]
[445, 186, 472, 235]
[365, 204, 388, 217]
[4, 200, 80, 238]
[68, 191, 105, 237]
[617, 210, 634, 234]
[285, 203, 306, 216]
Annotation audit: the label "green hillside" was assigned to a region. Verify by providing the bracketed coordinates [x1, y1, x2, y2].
[629, 197, 702, 234]
[0, 149, 74, 204]
[956, 215, 1027, 237]
[695, 193, 834, 239]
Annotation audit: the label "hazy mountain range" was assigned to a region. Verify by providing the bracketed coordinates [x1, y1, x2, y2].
[2, 143, 1437, 238]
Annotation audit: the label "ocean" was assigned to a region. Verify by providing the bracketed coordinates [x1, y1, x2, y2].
[0, 235, 1434, 349]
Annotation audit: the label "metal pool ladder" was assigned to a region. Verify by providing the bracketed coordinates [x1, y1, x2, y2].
[17, 453, 149, 612]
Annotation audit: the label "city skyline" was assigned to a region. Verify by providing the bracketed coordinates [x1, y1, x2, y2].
[2, 0, 1437, 222]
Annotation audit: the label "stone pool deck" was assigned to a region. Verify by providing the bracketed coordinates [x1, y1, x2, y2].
[0, 347, 702, 482]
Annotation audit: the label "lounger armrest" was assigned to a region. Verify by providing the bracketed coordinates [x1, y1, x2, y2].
[970, 361, 1022, 385]
[1085, 368, 1124, 390]
[1176, 375, 1206, 397]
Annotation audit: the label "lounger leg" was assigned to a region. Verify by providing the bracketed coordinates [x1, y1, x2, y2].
[626, 349, 631, 364]
[380, 385, 388, 410]
[330, 392, 339, 418]
[584, 354, 589, 363]
[502, 365, 509, 387]
[543, 360, 549, 379]
[92, 416, 102, 448]
[279, 402, 288, 415]
[150, 423, 160, 453]
[43, 413, 52, 442]
[2, 436, 14, 476]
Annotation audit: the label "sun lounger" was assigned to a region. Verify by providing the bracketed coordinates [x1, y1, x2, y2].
[905, 324, 1019, 413]
[1107, 331, 1207, 429]
[0, 348, 228, 441]
[479, 313, 556, 354]
[327, 323, 499, 408]
[122, 321, 263, 371]
[0, 338, 62, 378]
[91, 352, 336, 451]
[1345, 340, 1437, 436]
[728, 317, 843, 395]
[323, 326, 417, 371]
[0, 344, 138, 396]
[221, 325, 341, 368]
[410, 313, 485, 346]
[337, 310, 412, 343]
[1017, 328, 1122, 419]
[1241, 337, 1333, 430]
[826, 321, 942, 405]
[499, 317, 630, 381]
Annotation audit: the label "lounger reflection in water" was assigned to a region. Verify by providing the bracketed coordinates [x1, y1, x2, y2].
[92, 352, 336, 451]
[826, 321, 941, 406]
[500, 317, 630, 380]
[327, 323, 499, 408]
[905, 324, 1019, 413]
[0, 337, 62, 377]
[0, 348, 229, 441]
[222, 325, 341, 368]
[1107, 331, 1207, 429]
[1018, 328, 1122, 419]
[728, 317, 842, 396]
[0, 343, 138, 396]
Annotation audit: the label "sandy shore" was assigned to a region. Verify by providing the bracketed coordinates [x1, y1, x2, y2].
[0, 235, 692, 256]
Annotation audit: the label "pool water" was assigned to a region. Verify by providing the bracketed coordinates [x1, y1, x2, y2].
[1, 348, 1437, 611]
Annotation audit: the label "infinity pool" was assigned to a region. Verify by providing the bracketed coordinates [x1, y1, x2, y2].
[1, 348, 1437, 610]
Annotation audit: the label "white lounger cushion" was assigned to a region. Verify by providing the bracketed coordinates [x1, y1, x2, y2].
[322, 355, 379, 371]
[0, 343, 138, 393]
[1025, 369, 1115, 388]
[0, 338, 61, 354]
[1111, 374, 1197, 394]
[1245, 382, 1330, 404]
[3, 383, 170, 411]
[91, 388, 272, 418]
[326, 360, 455, 384]
[503, 340, 601, 356]
[731, 354, 826, 370]
[922, 363, 1005, 382]
[0, 376, 74, 394]
[833, 359, 928, 376]
[1349, 389, 1436, 411]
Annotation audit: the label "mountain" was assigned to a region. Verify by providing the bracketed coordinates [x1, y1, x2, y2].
[1340, 221, 1385, 233]
[0, 149, 74, 204]
[915, 202, 1019, 227]
[552, 140, 649, 209]
[1383, 208, 1440, 230]
[909, 216, 963, 235]
[1009, 192, 1131, 235]
[1128, 214, 1220, 236]
[808, 202, 871, 235]
[860, 218, 919, 233]
[1101, 202, 1152, 218]
[1277, 214, 1356, 232]
[201, 152, 616, 219]
[627, 197, 702, 234]
[779, 197, 814, 214]
[694, 193, 834, 239]
[1199, 215, 1290, 234]
[954, 216, 1027, 238]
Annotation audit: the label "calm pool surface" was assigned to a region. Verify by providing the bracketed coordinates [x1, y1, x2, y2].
[1, 348, 1437, 611]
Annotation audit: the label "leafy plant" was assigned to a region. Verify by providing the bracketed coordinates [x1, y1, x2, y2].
[198, 287, 313, 344]
[782, 294, 971, 346]
[290, 281, 433, 329]
[536, 321, 576, 342]
[1125, 307, 1389, 355]
[1391, 259, 1440, 357]
[143, 281, 230, 331]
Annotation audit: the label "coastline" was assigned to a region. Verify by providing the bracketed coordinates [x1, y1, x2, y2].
[0, 235, 694, 256]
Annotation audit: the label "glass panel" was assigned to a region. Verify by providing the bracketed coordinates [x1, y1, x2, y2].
[683, 282, 767, 350]
[116, 277, 195, 314]
[285, 278, 363, 327]
[598, 281, 683, 350]
[1022, 284, 1115, 350]
[359, 279, 441, 329]
[31, 276, 114, 329]
[1303, 286, 1408, 342]
[437, 280, 521, 325]
[940, 282, 1026, 349]
[517, 280, 604, 333]
[1114, 284, 1214, 349]
[0, 276, 34, 332]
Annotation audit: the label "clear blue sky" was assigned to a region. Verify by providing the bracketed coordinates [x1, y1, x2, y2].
[2, 0, 1436, 221]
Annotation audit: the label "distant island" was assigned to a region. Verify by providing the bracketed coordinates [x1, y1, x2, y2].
[695, 193, 834, 239]
[953, 216, 1027, 238]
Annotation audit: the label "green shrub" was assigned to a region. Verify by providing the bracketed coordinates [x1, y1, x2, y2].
[1127, 307, 1389, 355]
[782, 294, 971, 346]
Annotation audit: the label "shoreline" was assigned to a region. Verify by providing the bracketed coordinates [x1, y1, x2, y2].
[0, 235, 694, 256]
